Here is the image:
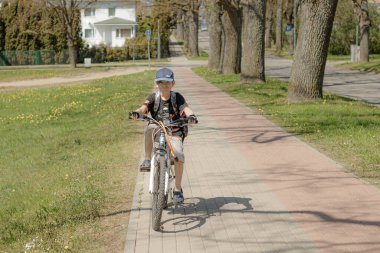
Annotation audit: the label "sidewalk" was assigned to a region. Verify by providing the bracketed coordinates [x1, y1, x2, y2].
[124, 61, 380, 252]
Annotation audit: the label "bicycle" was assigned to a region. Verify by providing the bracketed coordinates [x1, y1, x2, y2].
[129, 112, 197, 231]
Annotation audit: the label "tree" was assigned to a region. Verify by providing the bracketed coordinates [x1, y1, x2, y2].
[175, 9, 185, 41]
[265, 0, 275, 48]
[220, 0, 241, 74]
[45, 0, 95, 68]
[275, 0, 283, 51]
[288, 0, 338, 102]
[206, 0, 223, 71]
[352, 0, 370, 62]
[240, 0, 265, 83]
[284, 0, 295, 54]
[185, 0, 200, 57]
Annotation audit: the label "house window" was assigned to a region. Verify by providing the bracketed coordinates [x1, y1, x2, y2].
[84, 8, 95, 16]
[84, 29, 94, 38]
[108, 8, 116, 16]
[116, 28, 131, 38]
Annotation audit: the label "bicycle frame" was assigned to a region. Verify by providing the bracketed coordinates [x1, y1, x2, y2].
[149, 129, 174, 196]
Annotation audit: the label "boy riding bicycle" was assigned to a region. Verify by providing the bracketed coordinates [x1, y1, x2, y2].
[130, 68, 197, 204]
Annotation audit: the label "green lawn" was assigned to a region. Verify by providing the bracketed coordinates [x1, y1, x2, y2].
[0, 72, 153, 252]
[340, 58, 380, 73]
[193, 67, 380, 187]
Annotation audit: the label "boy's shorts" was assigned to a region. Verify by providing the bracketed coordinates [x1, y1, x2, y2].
[145, 124, 185, 162]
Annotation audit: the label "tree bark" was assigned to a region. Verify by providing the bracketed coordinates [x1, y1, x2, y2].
[275, 0, 283, 51]
[176, 9, 184, 41]
[265, 0, 274, 48]
[206, 0, 223, 71]
[352, 0, 370, 62]
[183, 16, 189, 54]
[288, 0, 338, 102]
[186, 8, 199, 57]
[240, 0, 265, 83]
[284, 0, 294, 54]
[220, 5, 241, 74]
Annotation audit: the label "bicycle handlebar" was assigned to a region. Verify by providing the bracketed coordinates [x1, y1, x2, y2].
[128, 112, 198, 127]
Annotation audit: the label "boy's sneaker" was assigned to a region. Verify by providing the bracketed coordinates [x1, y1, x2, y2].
[139, 160, 151, 172]
[173, 189, 184, 204]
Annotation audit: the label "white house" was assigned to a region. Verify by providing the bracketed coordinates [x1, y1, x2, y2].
[81, 0, 138, 47]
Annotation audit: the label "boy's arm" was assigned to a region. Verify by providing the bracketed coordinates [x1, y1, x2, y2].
[182, 106, 194, 117]
[135, 104, 148, 115]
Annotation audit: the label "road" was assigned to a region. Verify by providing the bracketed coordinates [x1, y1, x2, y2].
[199, 30, 380, 106]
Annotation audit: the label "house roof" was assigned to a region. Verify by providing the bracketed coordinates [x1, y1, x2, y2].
[94, 17, 137, 26]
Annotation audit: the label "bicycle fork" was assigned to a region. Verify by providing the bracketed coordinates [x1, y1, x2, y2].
[149, 131, 173, 195]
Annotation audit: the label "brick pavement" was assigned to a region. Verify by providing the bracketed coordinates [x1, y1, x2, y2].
[124, 67, 380, 253]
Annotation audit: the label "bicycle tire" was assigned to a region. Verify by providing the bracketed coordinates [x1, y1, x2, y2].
[151, 155, 166, 231]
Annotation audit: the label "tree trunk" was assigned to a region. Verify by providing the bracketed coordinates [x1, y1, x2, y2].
[206, 0, 223, 71]
[183, 18, 189, 54]
[186, 9, 199, 57]
[275, 0, 283, 51]
[176, 10, 184, 41]
[288, 29, 294, 54]
[265, 0, 274, 48]
[240, 0, 265, 83]
[288, 0, 338, 102]
[284, 0, 294, 54]
[220, 8, 242, 74]
[66, 27, 77, 68]
[352, 0, 370, 62]
[68, 43, 77, 68]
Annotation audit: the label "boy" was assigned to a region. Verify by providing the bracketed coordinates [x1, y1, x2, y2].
[130, 67, 197, 203]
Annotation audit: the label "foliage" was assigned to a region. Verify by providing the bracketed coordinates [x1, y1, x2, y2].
[329, 0, 380, 55]
[193, 66, 380, 187]
[0, 72, 154, 251]
[0, 0, 67, 51]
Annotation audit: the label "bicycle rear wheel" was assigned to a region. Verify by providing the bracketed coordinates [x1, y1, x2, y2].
[151, 155, 166, 231]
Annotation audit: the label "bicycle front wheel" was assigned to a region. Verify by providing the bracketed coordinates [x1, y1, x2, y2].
[151, 155, 166, 231]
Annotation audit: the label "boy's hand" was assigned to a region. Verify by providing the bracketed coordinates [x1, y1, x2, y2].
[188, 115, 198, 124]
[129, 112, 140, 120]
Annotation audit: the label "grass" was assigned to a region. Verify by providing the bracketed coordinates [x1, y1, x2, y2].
[193, 67, 380, 187]
[340, 58, 380, 73]
[0, 72, 153, 252]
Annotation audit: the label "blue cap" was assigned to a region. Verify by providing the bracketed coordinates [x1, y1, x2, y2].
[155, 68, 174, 82]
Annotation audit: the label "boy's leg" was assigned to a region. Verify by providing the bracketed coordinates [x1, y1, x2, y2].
[174, 161, 183, 191]
[144, 124, 155, 160]
[170, 136, 185, 203]
[140, 124, 155, 171]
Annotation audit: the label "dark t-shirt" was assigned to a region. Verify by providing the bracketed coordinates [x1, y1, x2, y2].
[144, 92, 188, 137]
[145, 92, 188, 120]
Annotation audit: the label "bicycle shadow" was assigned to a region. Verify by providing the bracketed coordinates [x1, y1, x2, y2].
[160, 196, 253, 233]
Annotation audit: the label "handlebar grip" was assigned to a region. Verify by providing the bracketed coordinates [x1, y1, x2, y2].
[129, 111, 140, 119]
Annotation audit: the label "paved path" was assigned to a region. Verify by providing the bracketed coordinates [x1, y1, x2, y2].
[0, 67, 148, 89]
[124, 44, 380, 252]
